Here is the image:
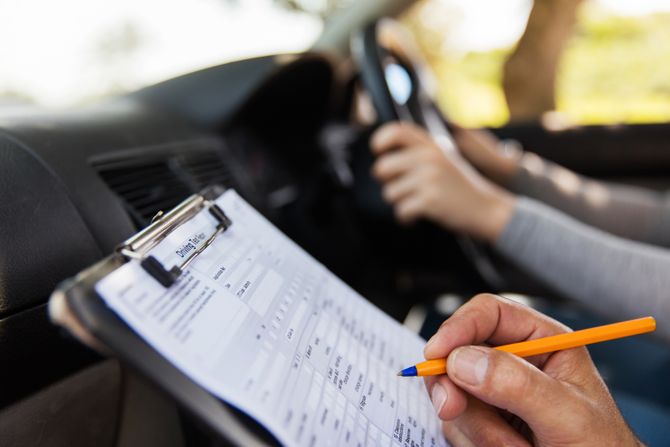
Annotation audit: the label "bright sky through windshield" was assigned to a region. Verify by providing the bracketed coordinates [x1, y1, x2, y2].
[430, 0, 670, 52]
[1, 0, 669, 108]
[0, 0, 322, 107]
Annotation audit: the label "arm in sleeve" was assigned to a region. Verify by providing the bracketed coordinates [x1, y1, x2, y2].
[508, 153, 670, 247]
[495, 197, 670, 342]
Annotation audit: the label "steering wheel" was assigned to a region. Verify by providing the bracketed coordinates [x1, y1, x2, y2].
[351, 18, 506, 290]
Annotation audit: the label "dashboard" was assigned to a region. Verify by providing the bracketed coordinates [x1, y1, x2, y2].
[0, 53, 481, 409]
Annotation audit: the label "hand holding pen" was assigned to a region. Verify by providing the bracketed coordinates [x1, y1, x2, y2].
[411, 294, 644, 446]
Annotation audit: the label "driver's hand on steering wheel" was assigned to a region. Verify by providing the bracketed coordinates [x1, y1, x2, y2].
[449, 124, 524, 186]
[370, 122, 516, 243]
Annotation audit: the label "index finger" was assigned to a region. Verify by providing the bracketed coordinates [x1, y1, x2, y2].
[370, 121, 434, 155]
[424, 294, 571, 360]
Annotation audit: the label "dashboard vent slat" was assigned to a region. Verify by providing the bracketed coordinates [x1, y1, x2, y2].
[107, 174, 187, 195]
[94, 144, 240, 227]
[117, 179, 190, 201]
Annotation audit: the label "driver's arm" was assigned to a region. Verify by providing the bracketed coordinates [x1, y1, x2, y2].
[496, 194, 670, 342]
[450, 125, 670, 248]
[370, 122, 670, 341]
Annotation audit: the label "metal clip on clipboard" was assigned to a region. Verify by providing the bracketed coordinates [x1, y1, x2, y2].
[117, 187, 232, 288]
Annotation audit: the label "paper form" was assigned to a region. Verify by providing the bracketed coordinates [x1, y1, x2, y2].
[96, 190, 447, 447]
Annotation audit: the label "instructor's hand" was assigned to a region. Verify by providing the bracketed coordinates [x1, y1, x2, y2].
[423, 294, 639, 446]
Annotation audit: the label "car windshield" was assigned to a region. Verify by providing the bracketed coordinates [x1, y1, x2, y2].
[0, 0, 341, 109]
[5, 0, 670, 124]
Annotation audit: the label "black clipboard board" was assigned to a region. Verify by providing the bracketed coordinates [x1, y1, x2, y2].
[49, 186, 279, 446]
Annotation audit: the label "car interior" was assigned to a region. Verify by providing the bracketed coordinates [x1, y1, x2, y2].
[2, 1, 670, 446]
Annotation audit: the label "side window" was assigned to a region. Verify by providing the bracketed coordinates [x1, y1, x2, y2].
[401, 0, 670, 127]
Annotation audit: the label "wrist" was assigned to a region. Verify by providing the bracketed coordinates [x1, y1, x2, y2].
[496, 155, 522, 186]
[490, 140, 523, 185]
[475, 187, 516, 243]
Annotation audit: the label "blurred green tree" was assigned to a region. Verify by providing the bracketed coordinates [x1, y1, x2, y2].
[403, 0, 670, 127]
[503, 0, 583, 122]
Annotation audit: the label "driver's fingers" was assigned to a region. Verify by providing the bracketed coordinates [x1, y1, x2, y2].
[372, 146, 431, 181]
[393, 192, 426, 224]
[381, 171, 421, 203]
[371, 121, 435, 155]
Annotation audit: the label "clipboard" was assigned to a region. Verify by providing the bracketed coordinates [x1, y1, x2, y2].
[49, 185, 278, 446]
[50, 185, 444, 447]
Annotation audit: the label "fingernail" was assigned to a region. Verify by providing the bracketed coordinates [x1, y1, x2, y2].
[431, 383, 447, 414]
[449, 347, 489, 386]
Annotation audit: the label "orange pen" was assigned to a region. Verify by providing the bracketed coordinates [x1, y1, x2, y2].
[397, 316, 656, 377]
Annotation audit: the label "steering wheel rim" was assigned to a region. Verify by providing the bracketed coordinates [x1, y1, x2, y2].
[352, 18, 507, 291]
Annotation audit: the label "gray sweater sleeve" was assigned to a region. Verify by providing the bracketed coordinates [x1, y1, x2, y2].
[509, 155, 670, 247]
[495, 197, 670, 341]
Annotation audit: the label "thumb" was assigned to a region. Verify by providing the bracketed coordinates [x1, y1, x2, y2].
[447, 346, 570, 432]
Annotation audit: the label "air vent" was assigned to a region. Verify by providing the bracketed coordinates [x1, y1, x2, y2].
[95, 145, 239, 227]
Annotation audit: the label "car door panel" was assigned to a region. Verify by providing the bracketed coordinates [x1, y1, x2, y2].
[496, 123, 670, 188]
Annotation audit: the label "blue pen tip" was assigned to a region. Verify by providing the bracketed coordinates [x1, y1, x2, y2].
[398, 366, 417, 377]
